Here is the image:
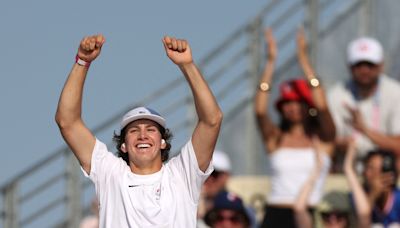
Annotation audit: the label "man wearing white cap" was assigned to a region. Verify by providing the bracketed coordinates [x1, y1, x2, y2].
[55, 34, 223, 227]
[328, 37, 400, 160]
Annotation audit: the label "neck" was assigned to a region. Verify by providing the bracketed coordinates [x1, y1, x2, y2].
[289, 123, 306, 135]
[130, 161, 162, 175]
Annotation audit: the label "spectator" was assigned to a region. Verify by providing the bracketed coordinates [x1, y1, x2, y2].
[343, 141, 371, 227]
[55, 34, 223, 227]
[317, 191, 352, 228]
[201, 150, 232, 213]
[204, 191, 250, 228]
[328, 37, 400, 164]
[363, 149, 400, 226]
[254, 28, 335, 227]
[294, 139, 371, 228]
[198, 151, 257, 228]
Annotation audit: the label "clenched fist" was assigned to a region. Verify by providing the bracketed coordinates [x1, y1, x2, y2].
[162, 36, 193, 65]
[77, 34, 106, 63]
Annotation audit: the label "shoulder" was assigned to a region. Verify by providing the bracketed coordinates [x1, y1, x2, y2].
[380, 75, 400, 91]
[328, 81, 350, 96]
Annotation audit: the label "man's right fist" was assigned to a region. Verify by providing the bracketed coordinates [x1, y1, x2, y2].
[77, 34, 105, 62]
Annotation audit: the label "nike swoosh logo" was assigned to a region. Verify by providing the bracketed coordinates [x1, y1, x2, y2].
[128, 185, 139, 187]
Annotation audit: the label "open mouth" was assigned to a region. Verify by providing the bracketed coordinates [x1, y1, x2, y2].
[136, 143, 151, 149]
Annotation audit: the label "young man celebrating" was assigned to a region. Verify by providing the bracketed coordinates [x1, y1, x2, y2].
[55, 34, 223, 227]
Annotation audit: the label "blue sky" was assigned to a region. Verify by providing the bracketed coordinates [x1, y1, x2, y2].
[0, 1, 268, 186]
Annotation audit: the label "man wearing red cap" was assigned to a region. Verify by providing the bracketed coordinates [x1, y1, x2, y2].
[328, 37, 400, 160]
[55, 34, 223, 227]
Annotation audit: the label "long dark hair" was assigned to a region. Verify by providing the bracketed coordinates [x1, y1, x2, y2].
[113, 123, 173, 165]
[278, 101, 320, 137]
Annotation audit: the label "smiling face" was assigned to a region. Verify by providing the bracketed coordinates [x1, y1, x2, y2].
[122, 119, 166, 174]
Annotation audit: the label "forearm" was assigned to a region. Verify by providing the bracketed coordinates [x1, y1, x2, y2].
[299, 54, 329, 109]
[363, 129, 400, 153]
[179, 62, 222, 171]
[179, 62, 222, 126]
[294, 176, 317, 228]
[344, 167, 371, 218]
[55, 64, 89, 127]
[317, 110, 336, 142]
[254, 61, 275, 114]
[254, 60, 278, 139]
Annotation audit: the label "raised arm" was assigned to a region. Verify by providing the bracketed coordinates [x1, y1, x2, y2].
[55, 35, 105, 174]
[296, 28, 336, 144]
[254, 28, 280, 152]
[162, 36, 223, 172]
[343, 141, 371, 228]
[293, 138, 323, 228]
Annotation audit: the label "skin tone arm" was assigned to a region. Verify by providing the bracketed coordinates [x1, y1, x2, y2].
[55, 35, 106, 174]
[162, 36, 223, 172]
[296, 28, 336, 144]
[293, 138, 323, 228]
[345, 105, 400, 155]
[254, 28, 280, 152]
[344, 141, 371, 228]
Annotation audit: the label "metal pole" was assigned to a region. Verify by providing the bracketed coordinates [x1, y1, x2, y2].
[360, 0, 372, 36]
[308, 0, 319, 67]
[66, 151, 82, 228]
[3, 182, 18, 228]
[246, 16, 263, 174]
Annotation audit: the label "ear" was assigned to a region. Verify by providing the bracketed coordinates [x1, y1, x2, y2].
[160, 139, 166, 149]
[121, 143, 127, 153]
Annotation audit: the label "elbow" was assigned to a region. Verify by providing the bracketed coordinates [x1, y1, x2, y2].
[210, 109, 223, 128]
[55, 110, 77, 131]
[55, 110, 64, 128]
[203, 109, 223, 129]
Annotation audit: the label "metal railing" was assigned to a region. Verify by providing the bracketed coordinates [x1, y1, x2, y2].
[1, 0, 377, 227]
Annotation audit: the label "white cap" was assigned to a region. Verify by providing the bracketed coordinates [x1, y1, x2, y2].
[120, 107, 166, 130]
[212, 150, 231, 172]
[347, 37, 383, 65]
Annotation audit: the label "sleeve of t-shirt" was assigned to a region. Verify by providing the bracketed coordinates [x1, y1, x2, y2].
[168, 139, 214, 203]
[81, 138, 124, 186]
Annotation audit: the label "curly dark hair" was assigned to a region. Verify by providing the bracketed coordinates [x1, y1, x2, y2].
[113, 123, 173, 165]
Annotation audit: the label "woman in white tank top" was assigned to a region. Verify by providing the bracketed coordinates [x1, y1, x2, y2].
[254, 28, 336, 228]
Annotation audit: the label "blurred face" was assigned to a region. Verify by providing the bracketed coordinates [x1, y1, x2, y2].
[212, 210, 248, 228]
[280, 100, 304, 123]
[350, 61, 382, 89]
[204, 171, 230, 197]
[123, 119, 166, 172]
[364, 155, 383, 181]
[321, 212, 348, 228]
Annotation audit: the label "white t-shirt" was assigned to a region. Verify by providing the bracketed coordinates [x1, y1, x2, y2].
[268, 147, 331, 206]
[82, 139, 213, 228]
[328, 75, 400, 157]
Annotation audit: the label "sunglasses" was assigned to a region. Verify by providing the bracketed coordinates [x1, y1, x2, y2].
[215, 213, 245, 224]
[321, 211, 347, 221]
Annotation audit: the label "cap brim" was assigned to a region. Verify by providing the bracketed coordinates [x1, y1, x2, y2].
[121, 114, 166, 130]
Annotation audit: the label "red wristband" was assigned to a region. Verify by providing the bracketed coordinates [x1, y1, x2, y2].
[75, 54, 91, 67]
